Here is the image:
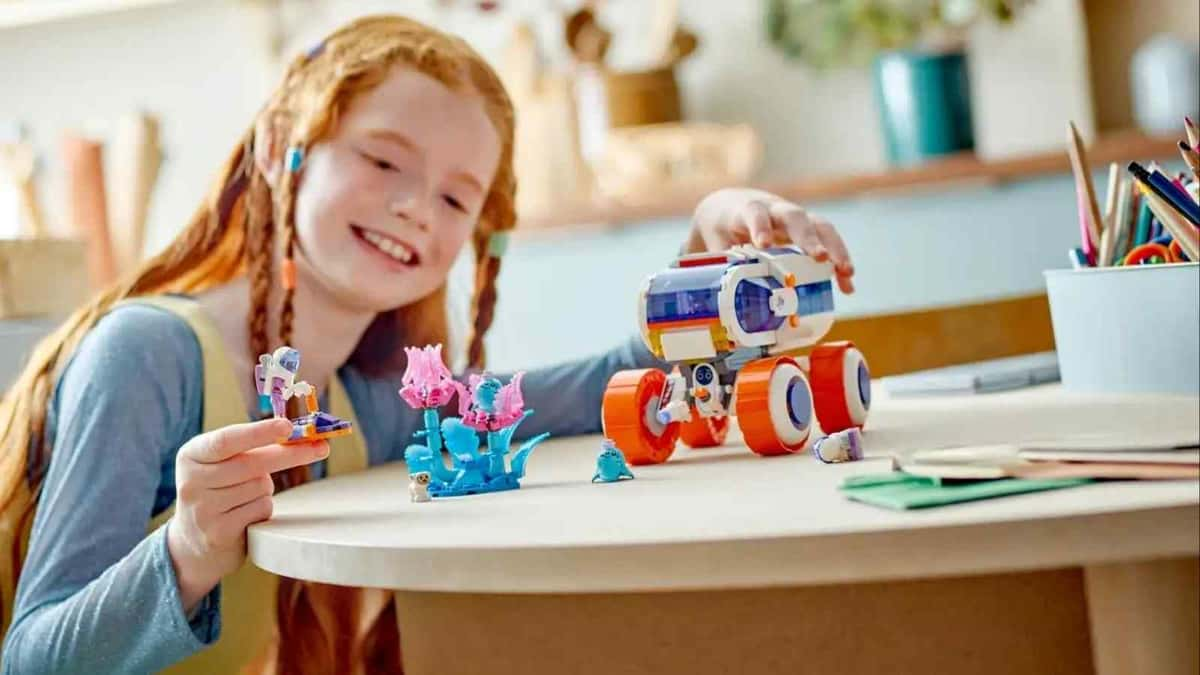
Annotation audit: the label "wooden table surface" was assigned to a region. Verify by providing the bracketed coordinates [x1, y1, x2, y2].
[249, 385, 1199, 593]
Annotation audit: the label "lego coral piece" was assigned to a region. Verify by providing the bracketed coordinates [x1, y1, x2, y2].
[400, 345, 550, 498]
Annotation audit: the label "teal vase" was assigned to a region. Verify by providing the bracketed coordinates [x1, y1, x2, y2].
[873, 49, 975, 166]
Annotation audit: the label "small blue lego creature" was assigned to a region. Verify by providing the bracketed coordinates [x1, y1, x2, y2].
[472, 376, 502, 410]
[593, 439, 635, 483]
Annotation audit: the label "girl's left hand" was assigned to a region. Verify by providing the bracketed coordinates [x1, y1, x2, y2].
[684, 188, 855, 294]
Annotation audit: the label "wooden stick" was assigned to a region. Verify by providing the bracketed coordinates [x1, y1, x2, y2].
[1179, 141, 1200, 185]
[1185, 116, 1199, 150]
[62, 134, 117, 288]
[0, 142, 48, 237]
[1111, 178, 1133, 263]
[107, 112, 162, 276]
[646, 0, 679, 67]
[1103, 162, 1120, 229]
[1066, 122, 1104, 247]
[1097, 224, 1114, 267]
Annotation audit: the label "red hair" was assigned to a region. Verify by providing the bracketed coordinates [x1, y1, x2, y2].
[0, 15, 516, 672]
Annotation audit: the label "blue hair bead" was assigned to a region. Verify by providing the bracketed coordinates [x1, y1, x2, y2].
[285, 146, 304, 173]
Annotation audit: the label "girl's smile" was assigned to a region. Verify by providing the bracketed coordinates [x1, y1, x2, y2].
[350, 224, 421, 268]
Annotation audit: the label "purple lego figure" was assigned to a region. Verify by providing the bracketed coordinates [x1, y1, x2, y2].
[255, 346, 310, 418]
[255, 345, 352, 444]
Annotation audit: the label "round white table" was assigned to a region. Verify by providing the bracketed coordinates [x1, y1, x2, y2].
[250, 385, 1199, 675]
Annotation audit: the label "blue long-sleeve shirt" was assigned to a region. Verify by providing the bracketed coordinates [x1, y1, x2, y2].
[2, 302, 660, 674]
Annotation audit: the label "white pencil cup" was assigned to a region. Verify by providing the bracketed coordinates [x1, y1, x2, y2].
[1044, 263, 1199, 395]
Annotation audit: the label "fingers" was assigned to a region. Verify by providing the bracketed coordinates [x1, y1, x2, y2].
[769, 203, 856, 294]
[699, 226, 734, 252]
[181, 418, 293, 464]
[226, 494, 274, 528]
[739, 201, 775, 248]
[770, 203, 827, 261]
[192, 441, 330, 488]
[209, 475, 276, 514]
[209, 495, 275, 546]
[811, 218, 855, 294]
[691, 191, 858, 295]
[833, 268, 855, 294]
[812, 219, 853, 273]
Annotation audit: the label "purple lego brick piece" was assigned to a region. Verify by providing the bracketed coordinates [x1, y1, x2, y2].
[813, 428, 863, 464]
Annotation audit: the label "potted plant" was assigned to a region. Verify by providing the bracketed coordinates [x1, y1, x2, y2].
[765, 0, 1029, 166]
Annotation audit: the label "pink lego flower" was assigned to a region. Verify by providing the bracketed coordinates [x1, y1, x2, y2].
[398, 344, 460, 409]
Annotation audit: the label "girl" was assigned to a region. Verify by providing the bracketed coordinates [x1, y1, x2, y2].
[0, 14, 854, 674]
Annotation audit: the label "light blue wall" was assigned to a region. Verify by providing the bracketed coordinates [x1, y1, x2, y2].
[484, 167, 1172, 371]
[0, 167, 1181, 385]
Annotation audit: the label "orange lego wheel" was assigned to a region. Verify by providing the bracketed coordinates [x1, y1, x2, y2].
[734, 356, 814, 456]
[810, 342, 870, 433]
[679, 412, 729, 448]
[602, 369, 680, 465]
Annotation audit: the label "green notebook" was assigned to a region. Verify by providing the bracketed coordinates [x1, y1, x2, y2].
[840, 472, 1092, 510]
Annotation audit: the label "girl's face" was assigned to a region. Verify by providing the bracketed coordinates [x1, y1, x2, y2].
[291, 66, 502, 312]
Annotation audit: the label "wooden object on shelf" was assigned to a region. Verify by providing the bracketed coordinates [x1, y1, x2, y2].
[502, 22, 591, 218]
[569, 18, 694, 131]
[516, 131, 1180, 231]
[564, 5, 611, 65]
[61, 133, 117, 285]
[62, 134, 117, 289]
[107, 111, 163, 276]
[568, 5, 698, 171]
[644, 0, 680, 67]
[592, 122, 761, 206]
[642, 0, 698, 71]
[0, 238, 89, 319]
[596, 66, 682, 128]
[0, 141, 47, 238]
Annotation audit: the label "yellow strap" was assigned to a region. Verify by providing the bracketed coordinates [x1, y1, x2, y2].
[326, 375, 367, 475]
[127, 295, 369, 466]
[121, 296, 368, 674]
[130, 295, 248, 433]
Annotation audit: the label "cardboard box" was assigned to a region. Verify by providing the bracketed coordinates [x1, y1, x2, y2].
[0, 238, 89, 319]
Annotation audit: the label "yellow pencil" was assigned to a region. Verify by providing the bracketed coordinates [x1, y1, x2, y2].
[1138, 182, 1200, 261]
[1112, 177, 1134, 262]
[1186, 116, 1200, 150]
[1103, 162, 1120, 230]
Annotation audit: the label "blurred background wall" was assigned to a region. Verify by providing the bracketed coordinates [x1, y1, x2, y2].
[1, 0, 1196, 374]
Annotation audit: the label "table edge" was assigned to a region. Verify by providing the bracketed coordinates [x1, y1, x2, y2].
[248, 501, 1200, 593]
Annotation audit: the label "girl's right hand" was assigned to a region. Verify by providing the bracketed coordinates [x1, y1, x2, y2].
[165, 418, 329, 613]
